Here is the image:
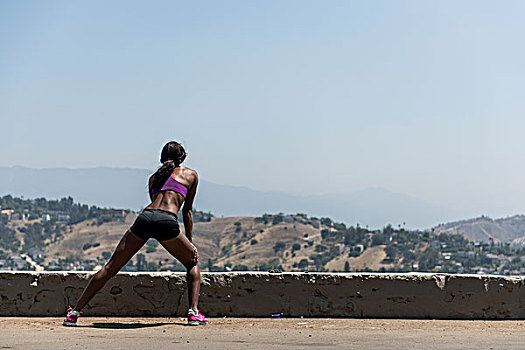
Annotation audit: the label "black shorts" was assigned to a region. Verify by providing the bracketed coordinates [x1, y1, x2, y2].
[130, 209, 180, 241]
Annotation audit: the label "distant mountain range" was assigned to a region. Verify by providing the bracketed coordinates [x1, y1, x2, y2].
[0, 166, 461, 229]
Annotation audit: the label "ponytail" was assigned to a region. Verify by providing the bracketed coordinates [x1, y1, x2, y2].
[151, 159, 177, 190]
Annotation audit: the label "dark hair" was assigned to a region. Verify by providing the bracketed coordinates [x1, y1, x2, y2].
[151, 141, 187, 190]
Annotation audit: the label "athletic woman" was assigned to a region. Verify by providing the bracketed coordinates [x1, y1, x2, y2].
[63, 141, 208, 326]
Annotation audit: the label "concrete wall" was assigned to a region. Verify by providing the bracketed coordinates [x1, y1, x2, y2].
[0, 272, 524, 319]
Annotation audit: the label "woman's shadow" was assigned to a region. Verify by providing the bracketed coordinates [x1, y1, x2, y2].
[83, 321, 189, 329]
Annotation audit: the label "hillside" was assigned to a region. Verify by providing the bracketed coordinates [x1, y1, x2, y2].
[0, 195, 395, 272]
[4, 211, 392, 273]
[1, 196, 525, 275]
[433, 215, 525, 244]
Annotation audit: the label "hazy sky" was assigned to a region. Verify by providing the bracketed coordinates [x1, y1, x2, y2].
[1, 1, 525, 217]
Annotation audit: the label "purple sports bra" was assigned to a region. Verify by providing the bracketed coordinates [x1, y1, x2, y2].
[151, 174, 188, 198]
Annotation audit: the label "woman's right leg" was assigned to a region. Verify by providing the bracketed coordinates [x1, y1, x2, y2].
[158, 234, 200, 311]
[73, 229, 146, 311]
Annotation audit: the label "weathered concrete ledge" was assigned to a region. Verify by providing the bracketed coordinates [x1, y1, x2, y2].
[0, 272, 524, 319]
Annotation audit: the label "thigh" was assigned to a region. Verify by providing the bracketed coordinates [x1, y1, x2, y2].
[105, 229, 147, 273]
[158, 233, 198, 268]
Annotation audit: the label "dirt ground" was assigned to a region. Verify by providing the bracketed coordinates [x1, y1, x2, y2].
[1, 317, 524, 349]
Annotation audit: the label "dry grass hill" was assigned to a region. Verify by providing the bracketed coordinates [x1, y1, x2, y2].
[4, 196, 524, 274]
[11, 213, 393, 272]
[433, 215, 525, 244]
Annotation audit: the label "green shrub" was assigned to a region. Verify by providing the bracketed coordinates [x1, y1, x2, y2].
[273, 241, 286, 252]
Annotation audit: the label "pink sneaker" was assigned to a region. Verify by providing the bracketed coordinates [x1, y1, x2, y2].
[62, 307, 81, 327]
[187, 309, 208, 326]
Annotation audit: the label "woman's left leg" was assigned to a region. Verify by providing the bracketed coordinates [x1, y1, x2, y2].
[158, 234, 200, 311]
[73, 229, 146, 311]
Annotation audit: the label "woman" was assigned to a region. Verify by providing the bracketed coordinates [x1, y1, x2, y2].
[63, 141, 208, 326]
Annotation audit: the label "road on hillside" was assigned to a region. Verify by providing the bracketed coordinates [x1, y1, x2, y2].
[1, 317, 523, 349]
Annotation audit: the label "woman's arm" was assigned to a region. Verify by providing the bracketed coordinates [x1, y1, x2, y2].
[182, 170, 198, 242]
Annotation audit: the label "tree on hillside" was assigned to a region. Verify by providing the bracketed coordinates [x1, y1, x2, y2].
[234, 222, 242, 232]
[273, 241, 286, 252]
[320, 217, 332, 227]
[315, 244, 327, 252]
[136, 253, 146, 271]
[297, 259, 309, 269]
[385, 245, 398, 261]
[371, 233, 385, 246]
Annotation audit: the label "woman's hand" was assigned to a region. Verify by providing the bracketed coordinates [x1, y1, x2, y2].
[191, 244, 199, 264]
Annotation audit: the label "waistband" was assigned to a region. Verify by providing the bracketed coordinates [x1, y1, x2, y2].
[143, 208, 178, 218]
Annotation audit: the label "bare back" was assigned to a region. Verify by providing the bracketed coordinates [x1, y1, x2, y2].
[146, 166, 199, 215]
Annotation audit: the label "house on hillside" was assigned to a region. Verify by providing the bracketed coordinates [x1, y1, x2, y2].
[28, 248, 45, 260]
[283, 215, 294, 223]
[57, 214, 70, 222]
[309, 220, 320, 229]
[442, 252, 452, 260]
[430, 241, 440, 249]
[9, 255, 26, 270]
[1, 209, 14, 220]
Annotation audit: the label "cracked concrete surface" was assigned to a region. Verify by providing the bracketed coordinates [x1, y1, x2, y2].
[0, 272, 524, 318]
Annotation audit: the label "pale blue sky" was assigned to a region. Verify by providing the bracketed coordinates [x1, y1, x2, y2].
[1, 1, 525, 217]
